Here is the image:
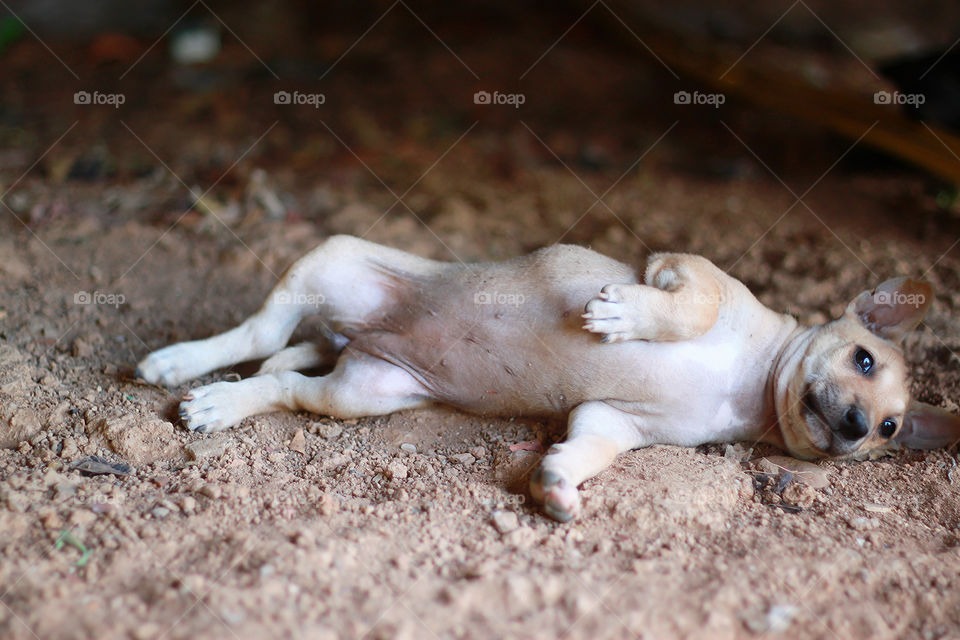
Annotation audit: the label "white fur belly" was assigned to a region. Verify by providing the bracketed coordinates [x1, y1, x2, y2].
[606, 335, 768, 447]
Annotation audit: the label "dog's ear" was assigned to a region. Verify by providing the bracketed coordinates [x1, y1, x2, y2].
[845, 277, 933, 343]
[895, 401, 960, 449]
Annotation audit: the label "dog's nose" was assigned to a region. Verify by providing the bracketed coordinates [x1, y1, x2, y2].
[837, 405, 869, 440]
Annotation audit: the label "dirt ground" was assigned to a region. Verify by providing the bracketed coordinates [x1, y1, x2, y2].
[3, 4, 960, 639]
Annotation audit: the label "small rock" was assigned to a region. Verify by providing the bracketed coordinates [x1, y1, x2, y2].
[781, 483, 816, 508]
[491, 509, 519, 534]
[862, 503, 892, 514]
[5, 491, 28, 513]
[318, 492, 338, 516]
[848, 516, 879, 531]
[220, 608, 246, 626]
[400, 443, 417, 454]
[451, 453, 475, 466]
[313, 421, 342, 439]
[180, 496, 197, 512]
[724, 443, 750, 461]
[60, 437, 79, 459]
[288, 429, 307, 454]
[185, 437, 230, 460]
[258, 563, 275, 579]
[199, 484, 222, 499]
[469, 446, 487, 459]
[744, 604, 797, 633]
[292, 528, 314, 548]
[385, 460, 408, 481]
[72, 337, 95, 358]
[132, 622, 161, 640]
[41, 510, 62, 530]
[151, 506, 171, 519]
[1, 407, 41, 448]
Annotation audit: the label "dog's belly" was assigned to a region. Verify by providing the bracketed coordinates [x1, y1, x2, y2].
[343, 245, 761, 421]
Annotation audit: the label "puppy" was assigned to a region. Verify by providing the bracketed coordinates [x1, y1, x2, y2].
[136, 236, 960, 521]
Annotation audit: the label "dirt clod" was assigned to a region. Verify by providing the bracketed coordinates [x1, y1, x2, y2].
[491, 509, 519, 534]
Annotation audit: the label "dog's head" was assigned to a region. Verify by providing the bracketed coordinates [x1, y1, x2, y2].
[776, 277, 960, 459]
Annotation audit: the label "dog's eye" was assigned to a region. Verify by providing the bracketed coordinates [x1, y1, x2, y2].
[879, 419, 897, 438]
[854, 348, 874, 374]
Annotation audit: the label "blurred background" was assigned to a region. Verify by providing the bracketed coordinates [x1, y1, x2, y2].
[2, 0, 960, 257]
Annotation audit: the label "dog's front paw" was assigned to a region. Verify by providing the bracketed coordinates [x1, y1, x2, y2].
[136, 343, 209, 387]
[179, 381, 251, 433]
[530, 466, 581, 522]
[582, 284, 640, 343]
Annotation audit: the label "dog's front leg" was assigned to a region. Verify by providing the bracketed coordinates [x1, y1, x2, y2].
[529, 401, 645, 522]
[582, 253, 722, 342]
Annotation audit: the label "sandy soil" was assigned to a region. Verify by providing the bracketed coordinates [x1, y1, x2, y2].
[2, 5, 960, 639]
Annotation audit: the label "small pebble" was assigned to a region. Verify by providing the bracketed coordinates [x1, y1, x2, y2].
[319, 492, 338, 516]
[385, 461, 408, 480]
[451, 453, 475, 466]
[491, 509, 519, 534]
[288, 429, 306, 455]
[848, 516, 879, 531]
[400, 443, 417, 454]
[314, 422, 342, 439]
[132, 622, 161, 640]
[60, 437, 79, 459]
[151, 506, 170, 519]
[41, 510, 62, 530]
[292, 529, 314, 548]
[199, 484, 222, 499]
[744, 604, 797, 634]
[781, 483, 816, 508]
[185, 437, 229, 460]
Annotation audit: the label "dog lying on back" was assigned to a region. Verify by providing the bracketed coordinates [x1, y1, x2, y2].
[136, 236, 960, 521]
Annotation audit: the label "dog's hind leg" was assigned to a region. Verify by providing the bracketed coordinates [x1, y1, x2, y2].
[180, 351, 432, 433]
[136, 235, 438, 387]
[255, 338, 346, 376]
